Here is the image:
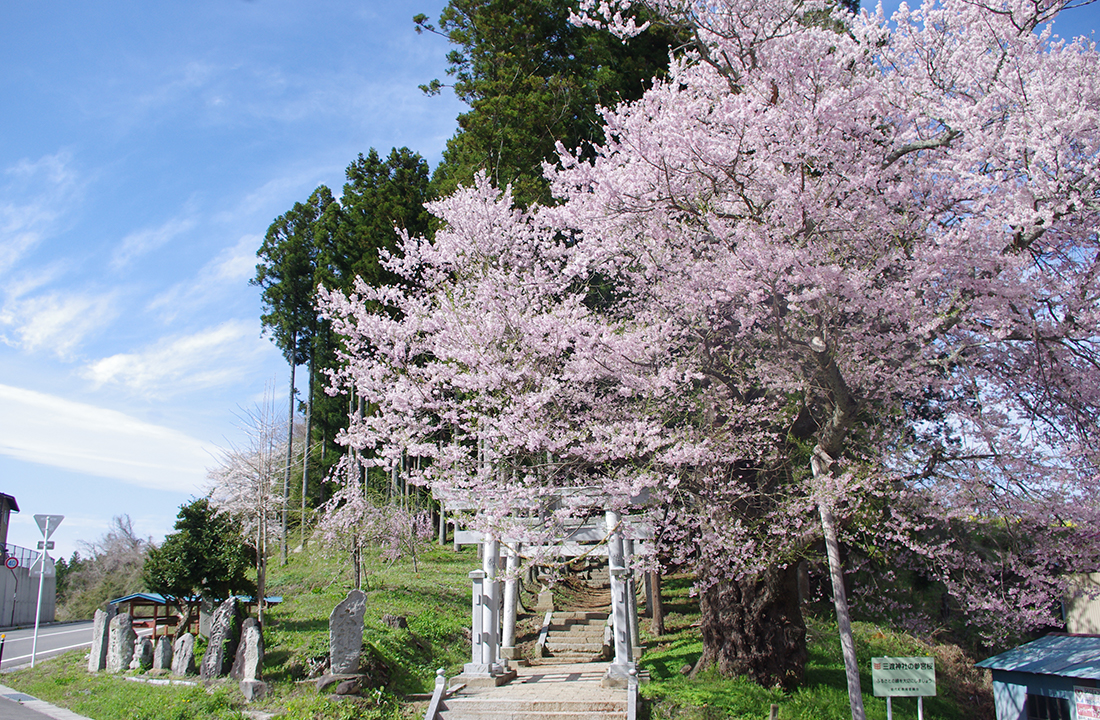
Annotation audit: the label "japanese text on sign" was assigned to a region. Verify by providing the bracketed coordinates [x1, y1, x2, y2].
[872, 656, 937, 697]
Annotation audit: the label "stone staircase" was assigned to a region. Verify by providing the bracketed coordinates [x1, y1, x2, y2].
[539, 611, 611, 664]
[438, 662, 627, 720]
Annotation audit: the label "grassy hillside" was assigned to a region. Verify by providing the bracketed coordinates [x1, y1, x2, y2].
[4, 544, 994, 720]
[638, 575, 993, 719]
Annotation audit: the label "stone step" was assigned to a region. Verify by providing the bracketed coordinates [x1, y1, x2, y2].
[546, 636, 605, 646]
[550, 611, 608, 621]
[441, 698, 626, 719]
[444, 699, 626, 712]
[543, 646, 607, 655]
[547, 627, 605, 638]
[548, 620, 607, 631]
[440, 712, 623, 720]
[538, 654, 607, 665]
[548, 617, 607, 626]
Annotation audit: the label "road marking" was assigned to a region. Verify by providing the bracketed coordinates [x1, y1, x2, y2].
[2, 626, 93, 644]
[2, 640, 92, 664]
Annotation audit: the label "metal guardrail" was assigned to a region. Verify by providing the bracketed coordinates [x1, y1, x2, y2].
[3, 544, 40, 569]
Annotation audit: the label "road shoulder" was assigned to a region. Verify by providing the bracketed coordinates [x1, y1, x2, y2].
[0, 683, 95, 720]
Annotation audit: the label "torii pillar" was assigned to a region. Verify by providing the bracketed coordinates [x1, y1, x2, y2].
[624, 538, 642, 659]
[459, 537, 515, 687]
[603, 509, 637, 688]
[501, 542, 521, 660]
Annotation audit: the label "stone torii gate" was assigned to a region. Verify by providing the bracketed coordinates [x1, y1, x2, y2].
[450, 503, 650, 689]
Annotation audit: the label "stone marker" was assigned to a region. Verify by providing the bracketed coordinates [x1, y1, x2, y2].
[87, 606, 115, 672]
[200, 597, 241, 680]
[334, 678, 361, 695]
[231, 618, 264, 681]
[199, 596, 214, 638]
[536, 590, 554, 612]
[106, 614, 137, 673]
[315, 674, 344, 692]
[172, 633, 196, 676]
[152, 636, 173, 671]
[329, 589, 367, 674]
[381, 614, 407, 629]
[239, 679, 268, 702]
[130, 636, 153, 671]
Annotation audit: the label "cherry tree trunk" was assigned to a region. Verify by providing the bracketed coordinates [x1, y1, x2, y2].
[693, 562, 806, 690]
[648, 570, 665, 636]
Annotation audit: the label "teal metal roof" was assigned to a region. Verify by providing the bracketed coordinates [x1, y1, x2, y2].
[109, 592, 170, 605]
[976, 634, 1100, 680]
[108, 593, 282, 606]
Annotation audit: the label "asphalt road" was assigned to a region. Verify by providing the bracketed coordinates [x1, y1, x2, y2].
[0, 622, 94, 672]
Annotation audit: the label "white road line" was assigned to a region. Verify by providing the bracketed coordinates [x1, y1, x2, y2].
[3, 640, 92, 664]
[3, 628, 91, 642]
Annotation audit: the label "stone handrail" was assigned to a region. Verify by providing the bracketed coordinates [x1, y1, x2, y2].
[627, 672, 639, 720]
[535, 610, 554, 657]
[423, 668, 446, 720]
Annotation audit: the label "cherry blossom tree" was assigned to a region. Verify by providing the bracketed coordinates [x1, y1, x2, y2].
[321, 0, 1100, 710]
[316, 457, 435, 586]
[206, 391, 291, 624]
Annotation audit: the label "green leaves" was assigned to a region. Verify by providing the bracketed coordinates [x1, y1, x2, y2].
[424, 0, 681, 206]
[142, 498, 255, 604]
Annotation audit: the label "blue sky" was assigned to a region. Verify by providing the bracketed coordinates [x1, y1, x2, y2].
[1, 0, 464, 559]
[1, 0, 1097, 563]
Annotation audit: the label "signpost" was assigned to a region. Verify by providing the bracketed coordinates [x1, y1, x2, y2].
[30, 514, 62, 668]
[872, 656, 936, 720]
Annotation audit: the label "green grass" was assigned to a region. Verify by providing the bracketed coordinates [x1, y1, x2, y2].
[2, 651, 243, 720]
[4, 545, 993, 720]
[638, 575, 993, 719]
[5, 542, 476, 720]
[260, 543, 475, 695]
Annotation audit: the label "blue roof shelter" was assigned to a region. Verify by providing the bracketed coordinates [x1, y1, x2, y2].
[109, 593, 282, 637]
[976, 634, 1100, 720]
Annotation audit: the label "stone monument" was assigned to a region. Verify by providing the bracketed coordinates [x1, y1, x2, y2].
[230, 618, 264, 681]
[171, 633, 196, 676]
[328, 589, 366, 675]
[152, 636, 173, 671]
[232, 618, 267, 701]
[200, 597, 241, 680]
[130, 636, 153, 671]
[87, 606, 116, 672]
[106, 613, 136, 673]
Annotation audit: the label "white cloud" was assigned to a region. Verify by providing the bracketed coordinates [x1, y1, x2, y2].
[0, 384, 210, 494]
[111, 214, 197, 269]
[82, 320, 272, 398]
[0, 290, 118, 358]
[0, 152, 81, 276]
[148, 234, 259, 320]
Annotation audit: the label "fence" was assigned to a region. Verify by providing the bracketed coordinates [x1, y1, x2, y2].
[0, 543, 56, 627]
